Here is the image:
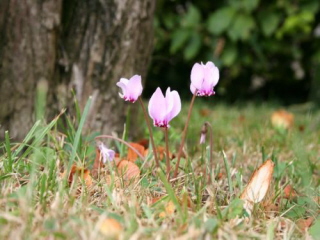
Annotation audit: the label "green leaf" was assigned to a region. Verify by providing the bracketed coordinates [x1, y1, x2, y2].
[284, 204, 306, 219]
[221, 198, 244, 220]
[170, 29, 190, 54]
[182, 4, 201, 28]
[242, 0, 260, 12]
[205, 218, 219, 233]
[221, 43, 238, 66]
[309, 218, 320, 240]
[258, 11, 281, 37]
[207, 7, 237, 35]
[183, 33, 201, 60]
[301, 0, 319, 14]
[227, 13, 255, 41]
[276, 11, 314, 38]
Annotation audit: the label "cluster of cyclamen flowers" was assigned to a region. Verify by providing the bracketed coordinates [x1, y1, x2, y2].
[114, 61, 220, 178]
[117, 61, 219, 127]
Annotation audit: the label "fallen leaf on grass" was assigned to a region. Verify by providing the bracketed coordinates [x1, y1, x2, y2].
[127, 142, 146, 162]
[240, 159, 274, 216]
[159, 201, 175, 218]
[283, 185, 298, 199]
[136, 138, 149, 149]
[179, 192, 195, 210]
[296, 217, 314, 232]
[156, 146, 175, 160]
[62, 165, 93, 188]
[199, 108, 211, 117]
[271, 109, 294, 130]
[117, 160, 140, 181]
[215, 172, 224, 180]
[99, 218, 122, 238]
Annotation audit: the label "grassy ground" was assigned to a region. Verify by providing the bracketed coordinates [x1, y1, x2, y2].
[0, 100, 319, 239]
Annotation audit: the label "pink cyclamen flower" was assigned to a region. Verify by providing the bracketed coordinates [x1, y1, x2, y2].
[148, 87, 181, 128]
[116, 75, 143, 103]
[190, 61, 219, 96]
[200, 132, 206, 144]
[97, 142, 115, 163]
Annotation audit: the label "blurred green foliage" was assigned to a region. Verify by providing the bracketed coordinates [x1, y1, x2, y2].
[147, 0, 320, 104]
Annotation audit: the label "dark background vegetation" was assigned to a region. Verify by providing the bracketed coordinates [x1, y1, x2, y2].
[146, 0, 320, 105]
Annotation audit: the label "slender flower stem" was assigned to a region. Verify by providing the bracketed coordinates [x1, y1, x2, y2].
[173, 93, 197, 178]
[164, 128, 171, 180]
[95, 135, 146, 161]
[204, 121, 214, 183]
[138, 97, 159, 167]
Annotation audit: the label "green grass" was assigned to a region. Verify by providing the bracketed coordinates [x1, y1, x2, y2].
[0, 100, 319, 239]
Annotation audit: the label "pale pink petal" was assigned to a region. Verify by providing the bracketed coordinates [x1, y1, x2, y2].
[190, 83, 197, 94]
[97, 142, 115, 163]
[119, 78, 129, 85]
[148, 87, 166, 123]
[116, 81, 127, 98]
[205, 62, 219, 87]
[190, 63, 204, 90]
[165, 87, 174, 116]
[166, 90, 181, 123]
[127, 75, 143, 101]
[200, 133, 206, 144]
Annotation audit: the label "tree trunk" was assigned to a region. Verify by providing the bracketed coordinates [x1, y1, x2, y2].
[0, 0, 62, 140]
[0, 0, 155, 140]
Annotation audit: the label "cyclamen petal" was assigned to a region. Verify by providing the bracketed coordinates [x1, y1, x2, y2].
[190, 63, 205, 90]
[148, 87, 181, 128]
[190, 61, 219, 97]
[97, 142, 115, 163]
[148, 87, 166, 124]
[116, 75, 143, 102]
[166, 89, 181, 123]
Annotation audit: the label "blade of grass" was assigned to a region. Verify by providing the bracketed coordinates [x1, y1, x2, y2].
[4, 131, 13, 172]
[158, 170, 182, 216]
[20, 111, 64, 160]
[13, 120, 41, 157]
[222, 150, 234, 196]
[68, 96, 92, 167]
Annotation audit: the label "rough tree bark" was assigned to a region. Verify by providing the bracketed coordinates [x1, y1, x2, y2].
[0, 0, 62, 139]
[0, 0, 155, 140]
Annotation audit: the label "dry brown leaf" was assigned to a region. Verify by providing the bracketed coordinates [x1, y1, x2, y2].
[99, 218, 122, 238]
[92, 148, 103, 178]
[179, 192, 195, 210]
[159, 201, 175, 218]
[149, 196, 163, 205]
[296, 217, 314, 231]
[127, 142, 146, 162]
[215, 172, 224, 180]
[117, 160, 140, 180]
[283, 185, 298, 199]
[156, 146, 174, 160]
[240, 159, 274, 216]
[271, 109, 294, 130]
[199, 108, 211, 117]
[137, 138, 149, 149]
[62, 165, 93, 188]
[238, 114, 246, 122]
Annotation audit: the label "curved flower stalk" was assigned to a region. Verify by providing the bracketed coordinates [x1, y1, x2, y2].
[116, 74, 159, 166]
[148, 87, 181, 128]
[148, 87, 181, 179]
[174, 61, 220, 179]
[200, 122, 214, 183]
[116, 75, 143, 103]
[190, 61, 219, 97]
